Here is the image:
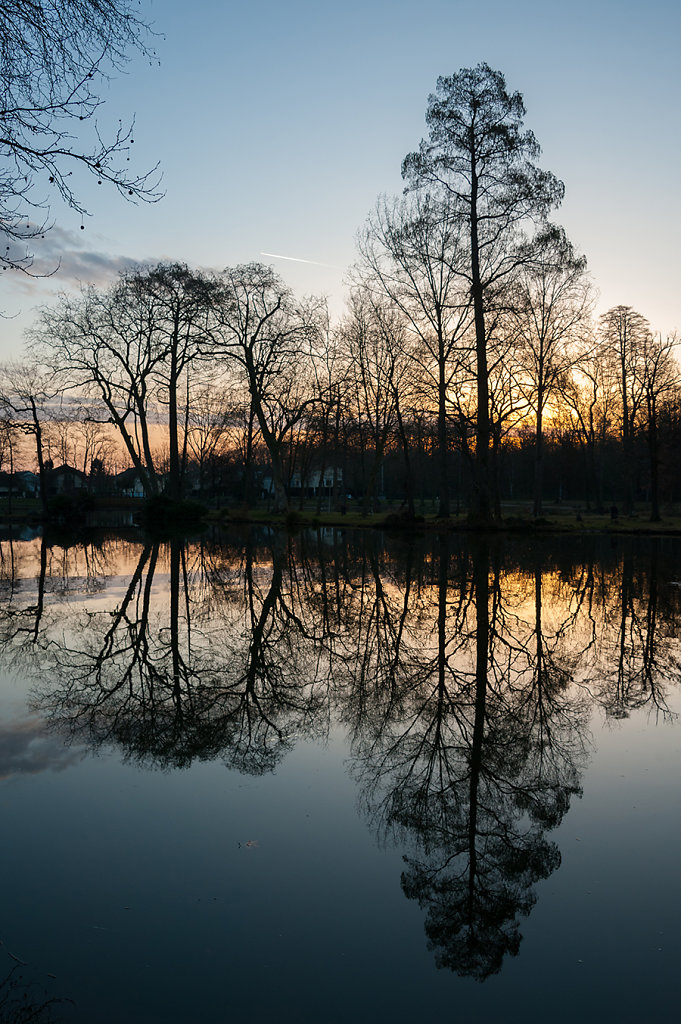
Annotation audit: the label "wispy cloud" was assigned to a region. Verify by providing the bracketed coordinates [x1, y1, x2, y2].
[0, 716, 84, 780]
[2, 225, 145, 295]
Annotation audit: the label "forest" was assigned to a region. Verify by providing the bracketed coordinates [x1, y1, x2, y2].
[1, 65, 679, 524]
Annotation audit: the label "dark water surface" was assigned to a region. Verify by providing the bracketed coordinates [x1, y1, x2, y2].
[0, 528, 679, 1023]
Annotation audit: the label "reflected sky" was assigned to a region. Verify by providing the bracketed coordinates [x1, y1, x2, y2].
[0, 715, 84, 780]
[0, 528, 680, 1021]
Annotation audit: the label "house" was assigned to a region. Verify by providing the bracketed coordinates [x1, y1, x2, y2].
[15, 471, 39, 497]
[290, 466, 343, 496]
[0, 471, 39, 498]
[259, 466, 343, 501]
[47, 464, 88, 495]
[114, 468, 146, 498]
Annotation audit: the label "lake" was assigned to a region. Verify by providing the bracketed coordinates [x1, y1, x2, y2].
[0, 527, 679, 1023]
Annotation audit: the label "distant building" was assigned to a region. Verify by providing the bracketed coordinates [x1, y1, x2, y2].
[0, 471, 39, 499]
[15, 471, 39, 497]
[114, 468, 146, 498]
[47, 465, 88, 495]
[289, 466, 343, 496]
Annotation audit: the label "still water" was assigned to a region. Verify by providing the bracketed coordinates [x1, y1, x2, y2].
[0, 528, 679, 1023]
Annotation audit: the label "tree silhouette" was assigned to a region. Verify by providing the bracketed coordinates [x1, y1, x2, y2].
[29, 534, 328, 773]
[1, 0, 161, 268]
[591, 540, 680, 719]
[403, 64, 564, 523]
[351, 538, 588, 978]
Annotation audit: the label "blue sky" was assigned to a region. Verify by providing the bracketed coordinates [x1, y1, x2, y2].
[1, 0, 679, 356]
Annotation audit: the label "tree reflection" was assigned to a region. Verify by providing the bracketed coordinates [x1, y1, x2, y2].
[350, 537, 589, 979]
[0, 535, 47, 647]
[0, 956, 72, 1023]
[591, 540, 680, 719]
[2, 528, 681, 980]
[30, 534, 327, 773]
[0, 533, 123, 655]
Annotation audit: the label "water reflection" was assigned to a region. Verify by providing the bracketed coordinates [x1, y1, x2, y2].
[0, 716, 83, 779]
[348, 538, 589, 978]
[1, 529, 680, 980]
[590, 542, 680, 717]
[21, 535, 328, 773]
[0, 956, 71, 1024]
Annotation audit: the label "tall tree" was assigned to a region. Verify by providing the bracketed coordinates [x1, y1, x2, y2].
[31, 263, 218, 498]
[403, 64, 564, 524]
[0, 361, 55, 514]
[639, 332, 679, 521]
[600, 305, 651, 514]
[339, 289, 401, 515]
[131, 264, 219, 500]
[33, 277, 166, 495]
[357, 192, 471, 517]
[509, 228, 593, 515]
[215, 264, 322, 513]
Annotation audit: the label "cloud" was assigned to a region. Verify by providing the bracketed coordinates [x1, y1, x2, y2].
[1, 224, 145, 295]
[0, 717, 84, 780]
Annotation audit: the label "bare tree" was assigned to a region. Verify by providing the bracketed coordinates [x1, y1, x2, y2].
[638, 332, 680, 521]
[357, 192, 471, 517]
[214, 263, 322, 513]
[600, 305, 651, 514]
[403, 64, 565, 523]
[0, 411, 19, 513]
[339, 289, 400, 515]
[1, 0, 161, 269]
[186, 382, 234, 496]
[75, 404, 117, 477]
[31, 277, 165, 495]
[307, 307, 349, 515]
[486, 322, 529, 515]
[0, 361, 55, 513]
[31, 263, 218, 499]
[557, 341, 613, 509]
[509, 229, 593, 515]
[131, 264, 220, 500]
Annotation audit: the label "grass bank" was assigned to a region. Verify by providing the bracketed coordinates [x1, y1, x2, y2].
[212, 504, 681, 536]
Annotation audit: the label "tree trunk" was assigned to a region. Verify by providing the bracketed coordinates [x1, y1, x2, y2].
[648, 404, 661, 521]
[168, 337, 180, 501]
[533, 397, 544, 517]
[469, 170, 492, 525]
[30, 397, 49, 517]
[469, 538, 489, 903]
[437, 333, 450, 517]
[395, 400, 415, 517]
[243, 405, 255, 506]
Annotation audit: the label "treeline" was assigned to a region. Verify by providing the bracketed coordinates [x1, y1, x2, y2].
[1, 65, 679, 521]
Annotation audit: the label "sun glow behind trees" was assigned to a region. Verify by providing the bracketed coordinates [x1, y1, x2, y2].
[1, 64, 680, 521]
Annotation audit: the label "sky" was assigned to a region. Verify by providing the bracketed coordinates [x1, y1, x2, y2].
[1, 0, 679, 358]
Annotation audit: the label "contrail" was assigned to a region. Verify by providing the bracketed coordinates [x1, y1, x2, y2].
[261, 251, 341, 270]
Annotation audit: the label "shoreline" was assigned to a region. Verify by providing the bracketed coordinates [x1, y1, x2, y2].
[4, 499, 681, 538]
